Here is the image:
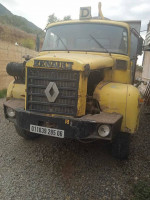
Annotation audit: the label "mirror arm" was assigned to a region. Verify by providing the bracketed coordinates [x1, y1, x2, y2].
[130, 28, 142, 39]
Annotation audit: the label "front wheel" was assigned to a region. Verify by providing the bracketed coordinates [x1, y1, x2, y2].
[112, 132, 130, 160]
[15, 125, 40, 140]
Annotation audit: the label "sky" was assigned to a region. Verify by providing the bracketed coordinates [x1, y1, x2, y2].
[0, 0, 150, 64]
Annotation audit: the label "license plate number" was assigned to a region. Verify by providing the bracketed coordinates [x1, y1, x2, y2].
[30, 125, 64, 138]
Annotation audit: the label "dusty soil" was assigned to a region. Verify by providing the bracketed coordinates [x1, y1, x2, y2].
[0, 98, 150, 200]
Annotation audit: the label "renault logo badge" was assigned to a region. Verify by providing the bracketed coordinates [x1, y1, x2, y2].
[45, 82, 59, 102]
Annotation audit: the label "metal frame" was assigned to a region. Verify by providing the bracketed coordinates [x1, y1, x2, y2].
[26, 67, 79, 116]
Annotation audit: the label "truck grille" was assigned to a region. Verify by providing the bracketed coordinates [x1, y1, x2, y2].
[26, 67, 79, 116]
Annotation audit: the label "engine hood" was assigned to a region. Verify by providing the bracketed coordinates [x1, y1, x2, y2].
[27, 52, 114, 71]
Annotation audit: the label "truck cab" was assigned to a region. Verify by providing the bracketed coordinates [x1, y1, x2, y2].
[4, 6, 143, 159]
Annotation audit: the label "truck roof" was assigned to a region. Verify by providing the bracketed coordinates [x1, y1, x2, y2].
[46, 19, 130, 30]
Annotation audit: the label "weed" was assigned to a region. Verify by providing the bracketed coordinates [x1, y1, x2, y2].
[0, 89, 7, 98]
[21, 38, 35, 50]
[132, 180, 150, 200]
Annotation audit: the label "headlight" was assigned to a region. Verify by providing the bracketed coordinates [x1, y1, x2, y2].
[98, 125, 111, 137]
[6, 107, 15, 118]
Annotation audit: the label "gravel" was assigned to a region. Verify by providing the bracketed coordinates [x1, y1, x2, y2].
[0, 98, 150, 200]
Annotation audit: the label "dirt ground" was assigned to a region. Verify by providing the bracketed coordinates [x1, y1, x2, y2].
[0, 98, 150, 200]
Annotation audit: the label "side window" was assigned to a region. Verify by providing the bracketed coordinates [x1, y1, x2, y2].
[130, 31, 139, 83]
[130, 32, 138, 59]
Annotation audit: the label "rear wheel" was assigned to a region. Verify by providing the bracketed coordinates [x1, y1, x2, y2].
[15, 125, 40, 140]
[112, 132, 130, 160]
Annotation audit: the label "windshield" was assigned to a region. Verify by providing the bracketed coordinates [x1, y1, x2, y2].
[42, 23, 128, 55]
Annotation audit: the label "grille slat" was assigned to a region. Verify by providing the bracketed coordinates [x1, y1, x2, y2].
[28, 93, 77, 99]
[28, 84, 77, 91]
[28, 109, 74, 116]
[26, 68, 79, 116]
[28, 76, 77, 82]
[28, 101, 75, 107]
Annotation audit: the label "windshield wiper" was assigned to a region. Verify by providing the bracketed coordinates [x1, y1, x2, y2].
[55, 33, 69, 53]
[90, 34, 111, 56]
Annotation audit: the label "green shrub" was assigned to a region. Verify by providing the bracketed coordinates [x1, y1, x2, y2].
[0, 89, 7, 98]
[133, 180, 150, 200]
[136, 65, 143, 72]
[21, 38, 35, 49]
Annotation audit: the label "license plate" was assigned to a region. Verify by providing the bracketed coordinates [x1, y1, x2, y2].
[30, 125, 64, 138]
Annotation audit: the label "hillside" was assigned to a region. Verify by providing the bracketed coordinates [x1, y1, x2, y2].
[0, 23, 43, 50]
[0, 15, 43, 35]
[0, 3, 44, 50]
[0, 3, 12, 16]
[0, 3, 44, 36]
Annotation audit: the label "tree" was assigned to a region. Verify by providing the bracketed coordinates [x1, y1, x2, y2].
[136, 64, 143, 72]
[48, 14, 59, 24]
[63, 15, 71, 21]
[47, 14, 72, 24]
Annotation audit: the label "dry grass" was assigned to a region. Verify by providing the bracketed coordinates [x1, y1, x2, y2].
[0, 23, 43, 49]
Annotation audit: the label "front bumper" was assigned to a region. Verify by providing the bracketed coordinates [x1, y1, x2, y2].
[4, 99, 122, 140]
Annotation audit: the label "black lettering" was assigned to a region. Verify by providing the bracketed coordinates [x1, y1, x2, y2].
[34, 60, 40, 67]
[46, 61, 50, 67]
[56, 61, 60, 68]
[52, 61, 57, 68]
[40, 61, 45, 67]
[33, 60, 73, 70]
[61, 62, 66, 69]
[57, 130, 62, 137]
[31, 125, 34, 132]
[49, 61, 53, 67]
[67, 62, 73, 70]
[42, 127, 46, 134]
[59, 131, 62, 137]
[81, 8, 90, 18]
[51, 129, 56, 135]
[48, 129, 51, 135]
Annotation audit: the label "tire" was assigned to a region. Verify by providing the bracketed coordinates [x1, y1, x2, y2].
[112, 132, 130, 160]
[15, 125, 40, 140]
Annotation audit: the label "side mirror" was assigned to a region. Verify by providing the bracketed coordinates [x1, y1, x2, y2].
[137, 37, 143, 55]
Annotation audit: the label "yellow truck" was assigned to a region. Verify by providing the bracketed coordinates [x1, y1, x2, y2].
[4, 4, 143, 159]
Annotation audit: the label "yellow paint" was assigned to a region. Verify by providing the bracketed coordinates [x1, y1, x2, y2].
[104, 54, 131, 84]
[6, 81, 14, 99]
[26, 52, 114, 71]
[98, 2, 104, 19]
[112, 55, 131, 84]
[30, 51, 131, 84]
[93, 82, 140, 133]
[77, 72, 88, 116]
[46, 20, 130, 35]
[7, 81, 25, 100]
[65, 119, 70, 124]
[6, 19, 140, 134]
[125, 85, 140, 132]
